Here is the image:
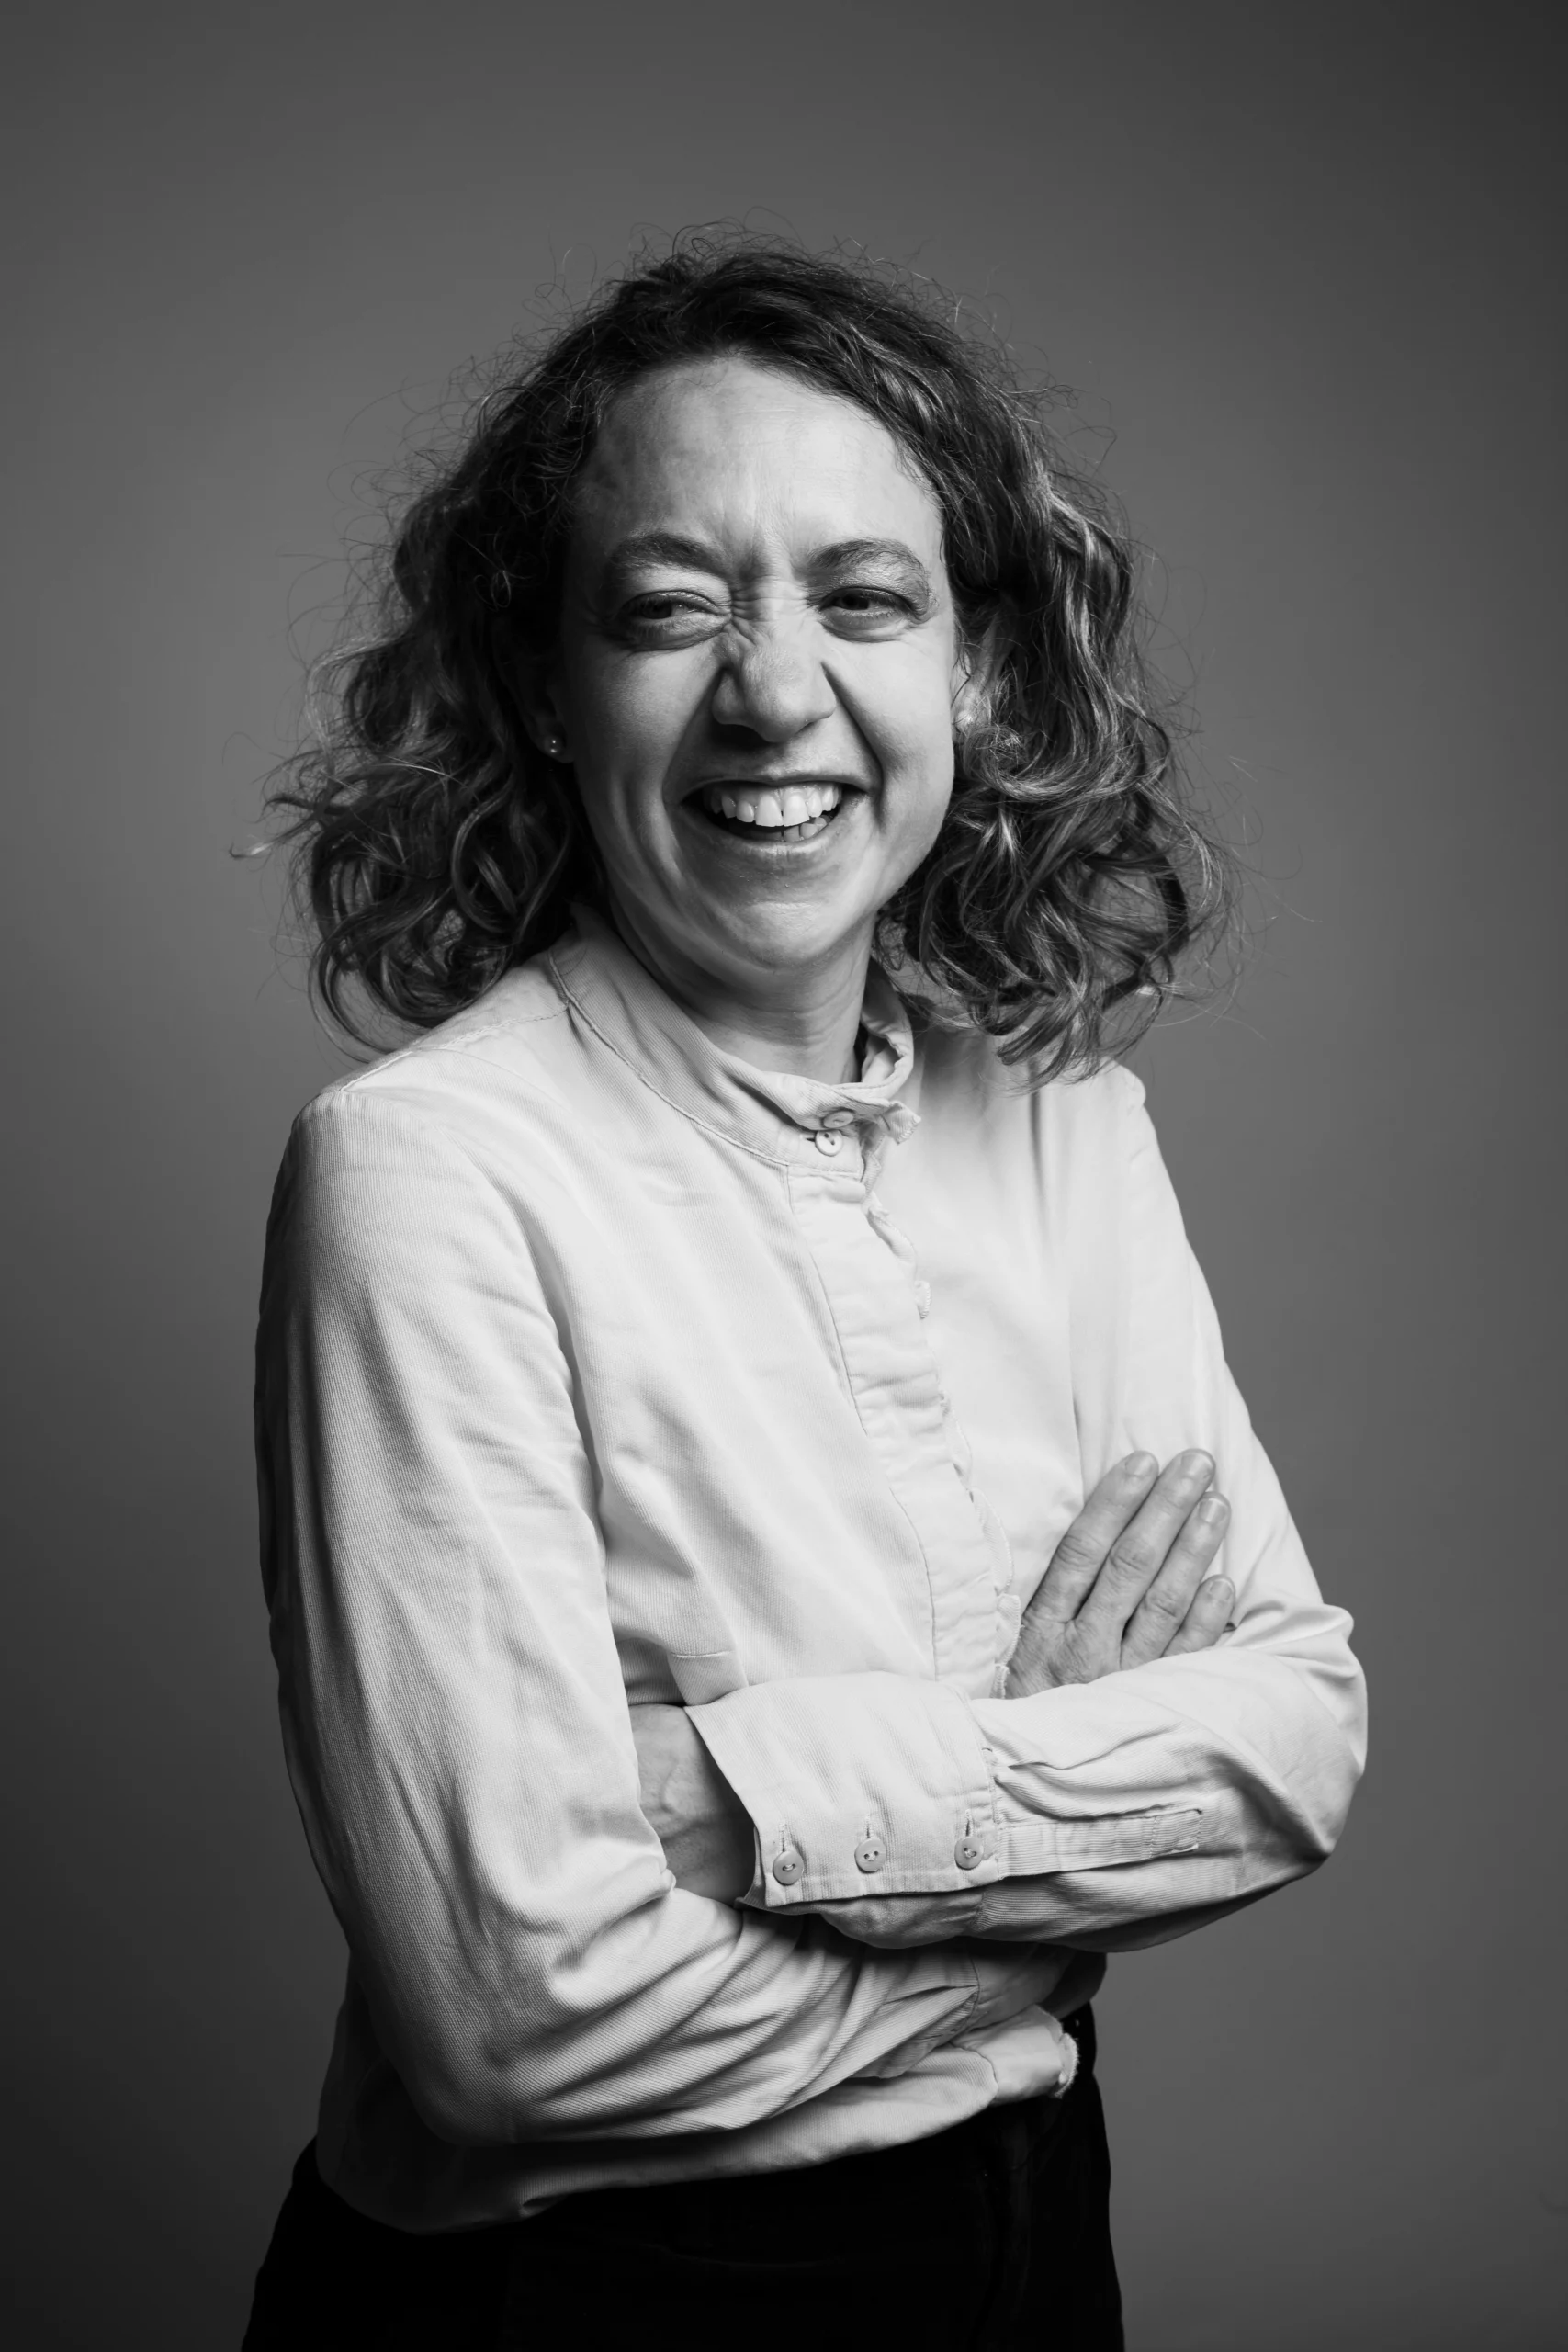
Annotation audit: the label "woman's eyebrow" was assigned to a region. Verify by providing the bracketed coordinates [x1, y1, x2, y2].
[602, 530, 725, 575]
[810, 537, 931, 582]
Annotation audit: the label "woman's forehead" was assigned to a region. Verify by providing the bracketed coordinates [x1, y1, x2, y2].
[571, 357, 944, 560]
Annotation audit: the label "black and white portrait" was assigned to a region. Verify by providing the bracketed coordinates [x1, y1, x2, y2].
[5, 7, 1562, 2348]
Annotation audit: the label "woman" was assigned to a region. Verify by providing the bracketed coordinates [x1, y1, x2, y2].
[247, 240, 1365, 2348]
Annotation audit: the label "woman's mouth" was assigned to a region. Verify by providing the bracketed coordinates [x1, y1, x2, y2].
[691, 780, 847, 845]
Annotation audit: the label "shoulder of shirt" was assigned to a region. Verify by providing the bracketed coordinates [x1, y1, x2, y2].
[293, 959, 571, 1131]
[909, 1002, 1148, 1133]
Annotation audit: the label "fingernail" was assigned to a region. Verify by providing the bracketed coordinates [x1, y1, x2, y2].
[1199, 1495, 1229, 1525]
[1123, 1452, 1156, 1479]
[1180, 1450, 1215, 1483]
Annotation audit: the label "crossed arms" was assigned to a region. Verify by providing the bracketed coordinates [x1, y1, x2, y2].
[635, 1444, 1359, 1951]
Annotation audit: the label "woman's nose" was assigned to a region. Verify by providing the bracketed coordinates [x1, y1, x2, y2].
[708, 623, 836, 743]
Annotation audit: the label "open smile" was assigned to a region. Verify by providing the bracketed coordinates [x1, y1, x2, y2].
[683, 779, 858, 847]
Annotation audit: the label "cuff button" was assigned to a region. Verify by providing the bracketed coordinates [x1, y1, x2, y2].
[953, 1834, 986, 1871]
[853, 1836, 887, 1874]
[772, 1847, 806, 1886]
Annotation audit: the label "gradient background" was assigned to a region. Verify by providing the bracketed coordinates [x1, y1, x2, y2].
[5, 5, 1563, 2346]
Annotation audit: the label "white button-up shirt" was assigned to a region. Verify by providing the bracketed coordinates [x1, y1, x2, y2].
[256, 910, 1365, 2229]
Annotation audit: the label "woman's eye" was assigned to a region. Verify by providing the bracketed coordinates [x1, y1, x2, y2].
[823, 586, 914, 628]
[619, 592, 721, 637]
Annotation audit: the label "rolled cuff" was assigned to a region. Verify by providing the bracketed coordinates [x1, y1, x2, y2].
[689, 1671, 1208, 1917]
[689, 1672, 1003, 1910]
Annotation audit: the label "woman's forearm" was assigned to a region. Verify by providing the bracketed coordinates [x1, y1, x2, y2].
[685, 1600, 1363, 1951]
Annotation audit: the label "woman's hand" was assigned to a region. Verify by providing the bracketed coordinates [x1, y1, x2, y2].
[1005, 1452, 1234, 1697]
[630, 1702, 757, 1902]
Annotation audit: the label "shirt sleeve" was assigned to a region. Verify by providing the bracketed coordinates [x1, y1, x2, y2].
[255, 1083, 1061, 2144]
[687, 1071, 1367, 1950]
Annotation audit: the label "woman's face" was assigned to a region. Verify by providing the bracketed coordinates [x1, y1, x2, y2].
[545, 357, 968, 1001]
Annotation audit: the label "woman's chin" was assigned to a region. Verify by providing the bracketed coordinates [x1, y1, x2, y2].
[678, 893, 875, 986]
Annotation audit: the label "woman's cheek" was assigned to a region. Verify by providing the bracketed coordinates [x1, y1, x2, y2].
[610, 652, 712, 765]
[863, 637, 957, 752]
[878, 697, 958, 824]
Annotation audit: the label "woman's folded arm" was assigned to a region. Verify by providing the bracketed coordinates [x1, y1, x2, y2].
[687, 1456, 1362, 1951]
[688, 1600, 1360, 1949]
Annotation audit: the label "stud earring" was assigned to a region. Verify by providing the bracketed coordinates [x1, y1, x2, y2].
[544, 731, 568, 759]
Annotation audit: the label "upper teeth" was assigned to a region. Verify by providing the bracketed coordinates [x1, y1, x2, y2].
[703, 782, 844, 828]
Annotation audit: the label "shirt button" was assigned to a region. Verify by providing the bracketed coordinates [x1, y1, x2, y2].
[812, 1129, 843, 1157]
[953, 1834, 986, 1871]
[772, 1847, 806, 1886]
[853, 1836, 887, 1874]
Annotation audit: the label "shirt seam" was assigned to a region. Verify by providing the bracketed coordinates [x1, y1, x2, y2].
[549, 956, 795, 1171]
[326, 1019, 573, 1115]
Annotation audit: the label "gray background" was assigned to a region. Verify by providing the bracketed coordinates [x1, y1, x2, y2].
[5, 4, 1563, 2346]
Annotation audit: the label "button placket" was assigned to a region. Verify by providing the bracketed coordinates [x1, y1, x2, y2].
[785, 1110, 1014, 1696]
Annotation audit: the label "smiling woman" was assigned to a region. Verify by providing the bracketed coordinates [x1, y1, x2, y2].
[249, 238, 1364, 2349]
[274, 238, 1224, 1078]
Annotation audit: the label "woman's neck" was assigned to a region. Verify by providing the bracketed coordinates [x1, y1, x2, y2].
[604, 889, 870, 1083]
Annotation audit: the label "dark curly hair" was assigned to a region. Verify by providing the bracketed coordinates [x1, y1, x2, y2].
[272, 233, 1232, 1073]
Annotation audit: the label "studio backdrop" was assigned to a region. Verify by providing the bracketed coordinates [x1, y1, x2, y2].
[4, 5, 1562, 2346]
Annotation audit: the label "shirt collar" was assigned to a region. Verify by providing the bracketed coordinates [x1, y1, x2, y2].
[547, 907, 921, 1159]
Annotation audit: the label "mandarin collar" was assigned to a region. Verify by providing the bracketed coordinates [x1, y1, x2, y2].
[547, 907, 920, 1159]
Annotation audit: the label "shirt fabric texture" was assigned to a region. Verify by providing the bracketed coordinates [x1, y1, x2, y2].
[254, 909, 1366, 2231]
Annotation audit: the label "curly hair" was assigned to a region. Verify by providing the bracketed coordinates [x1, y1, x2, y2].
[272, 233, 1232, 1073]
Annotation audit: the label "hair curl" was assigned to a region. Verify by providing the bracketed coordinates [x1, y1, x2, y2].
[272, 232, 1232, 1074]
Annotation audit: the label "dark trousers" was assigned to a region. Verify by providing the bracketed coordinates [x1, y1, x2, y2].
[244, 2009, 1122, 2350]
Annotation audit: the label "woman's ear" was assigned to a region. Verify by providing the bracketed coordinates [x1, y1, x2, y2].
[513, 661, 575, 764]
[953, 617, 1001, 737]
